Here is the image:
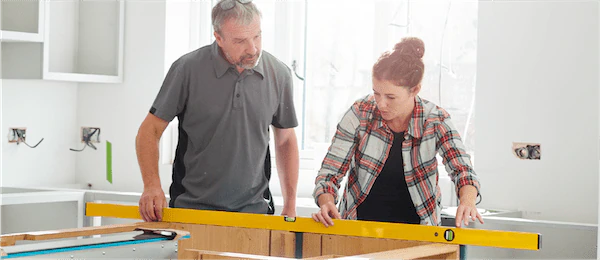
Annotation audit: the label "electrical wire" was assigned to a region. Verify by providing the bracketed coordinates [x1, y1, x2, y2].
[12, 129, 44, 148]
[70, 128, 100, 152]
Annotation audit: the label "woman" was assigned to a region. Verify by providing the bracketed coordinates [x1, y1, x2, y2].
[312, 37, 483, 227]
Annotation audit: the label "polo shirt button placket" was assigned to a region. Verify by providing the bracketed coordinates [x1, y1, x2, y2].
[234, 80, 242, 108]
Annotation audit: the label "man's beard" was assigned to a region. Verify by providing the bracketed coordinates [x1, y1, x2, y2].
[227, 51, 262, 70]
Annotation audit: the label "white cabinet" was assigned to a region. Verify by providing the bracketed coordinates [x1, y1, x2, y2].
[1, 0, 44, 42]
[1, 0, 124, 83]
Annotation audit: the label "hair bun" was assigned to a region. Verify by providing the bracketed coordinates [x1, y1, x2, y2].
[393, 37, 425, 59]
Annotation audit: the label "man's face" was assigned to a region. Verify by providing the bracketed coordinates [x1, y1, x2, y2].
[214, 16, 262, 70]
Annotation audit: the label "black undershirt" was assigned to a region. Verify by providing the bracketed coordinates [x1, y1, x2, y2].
[356, 131, 420, 224]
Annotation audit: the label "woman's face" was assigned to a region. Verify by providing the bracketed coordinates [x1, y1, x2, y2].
[372, 78, 419, 122]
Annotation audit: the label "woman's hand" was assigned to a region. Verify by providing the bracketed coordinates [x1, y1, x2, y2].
[455, 202, 484, 227]
[311, 201, 341, 227]
[456, 185, 484, 227]
[312, 194, 341, 227]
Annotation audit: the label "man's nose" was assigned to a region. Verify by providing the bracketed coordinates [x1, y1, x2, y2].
[246, 41, 258, 55]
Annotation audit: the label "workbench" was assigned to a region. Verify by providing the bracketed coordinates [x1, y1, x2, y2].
[0, 202, 541, 259]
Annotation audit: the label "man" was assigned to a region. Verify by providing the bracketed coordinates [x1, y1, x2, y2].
[136, 0, 299, 222]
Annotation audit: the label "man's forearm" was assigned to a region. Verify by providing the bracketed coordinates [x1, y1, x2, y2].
[276, 138, 299, 208]
[136, 129, 162, 189]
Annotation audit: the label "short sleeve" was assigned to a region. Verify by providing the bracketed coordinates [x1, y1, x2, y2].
[271, 66, 298, 128]
[150, 60, 188, 122]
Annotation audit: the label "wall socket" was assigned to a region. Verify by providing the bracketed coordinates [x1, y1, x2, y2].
[81, 127, 101, 143]
[8, 128, 26, 143]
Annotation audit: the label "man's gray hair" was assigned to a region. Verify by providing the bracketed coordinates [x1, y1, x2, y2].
[212, 0, 262, 34]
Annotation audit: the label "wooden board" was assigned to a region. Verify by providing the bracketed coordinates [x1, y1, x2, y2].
[187, 244, 458, 260]
[172, 223, 271, 259]
[270, 230, 296, 258]
[302, 255, 343, 260]
[302, 233, 323, 258]
[189, 249, 292, 260]
[321, 234, 431, 256]
[0, 222, 171, 246]
[336, 244, 459, 260]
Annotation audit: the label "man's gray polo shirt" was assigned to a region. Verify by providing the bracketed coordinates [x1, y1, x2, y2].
[150, 41, 298, 213]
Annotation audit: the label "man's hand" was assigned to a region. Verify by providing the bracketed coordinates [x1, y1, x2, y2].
[311, 201, 341, 227]
[281, 205, 296, 218]
[139, 186, 167, 222]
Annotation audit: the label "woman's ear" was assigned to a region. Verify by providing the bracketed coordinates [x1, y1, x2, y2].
[411, 84, 422, 96]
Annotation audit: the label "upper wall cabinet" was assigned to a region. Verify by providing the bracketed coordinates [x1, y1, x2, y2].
[1, 0, 125, 83]
[1, 0, 44, 42]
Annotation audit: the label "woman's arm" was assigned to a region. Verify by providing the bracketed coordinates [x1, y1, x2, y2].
[312, 104, 361, 226]
[435, 115, 483, 227]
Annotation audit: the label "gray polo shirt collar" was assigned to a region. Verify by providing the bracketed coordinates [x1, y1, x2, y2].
[211, 41, 265, 79]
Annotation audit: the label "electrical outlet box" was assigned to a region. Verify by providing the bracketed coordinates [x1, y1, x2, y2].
[81, 127, 101, 143]
[8, 128, 26, 143]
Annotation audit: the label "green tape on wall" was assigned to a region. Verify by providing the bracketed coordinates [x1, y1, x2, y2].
[106, 141, 112, 184]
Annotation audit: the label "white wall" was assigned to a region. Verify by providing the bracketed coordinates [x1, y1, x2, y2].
[1, 80, 78, 186]
[74, 1, 170, 193]
[598, 2, 600, 258]
[476, 1, 599, 224]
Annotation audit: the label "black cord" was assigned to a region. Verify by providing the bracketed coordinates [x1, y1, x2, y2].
[69, 144, 88, 152]
[69, 128, 100, 152]
[13, 129, 44, 148]
[21, 138, 44, 148]
[69, 140, 98, 152]
[85, 128, 100, 147]
[291, 60, 305, 81]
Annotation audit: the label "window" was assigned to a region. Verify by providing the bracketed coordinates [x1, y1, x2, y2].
[303, 1, 478, 158]
[295, 0, 478, 202]
[162, 0, 478, 200]
[160, 0, 212, 164]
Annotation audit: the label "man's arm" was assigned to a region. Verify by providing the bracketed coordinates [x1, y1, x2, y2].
[136, 112, 170, 222]
[272, 127, 299, 217]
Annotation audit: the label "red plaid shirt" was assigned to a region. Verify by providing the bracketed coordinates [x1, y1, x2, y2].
[313, 95, 480, 226]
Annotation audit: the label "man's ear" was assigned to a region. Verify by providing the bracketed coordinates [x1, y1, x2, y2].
[214, 31, 224, 46]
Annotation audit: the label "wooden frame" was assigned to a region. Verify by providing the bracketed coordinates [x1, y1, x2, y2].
[170, 223, 459, 259]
